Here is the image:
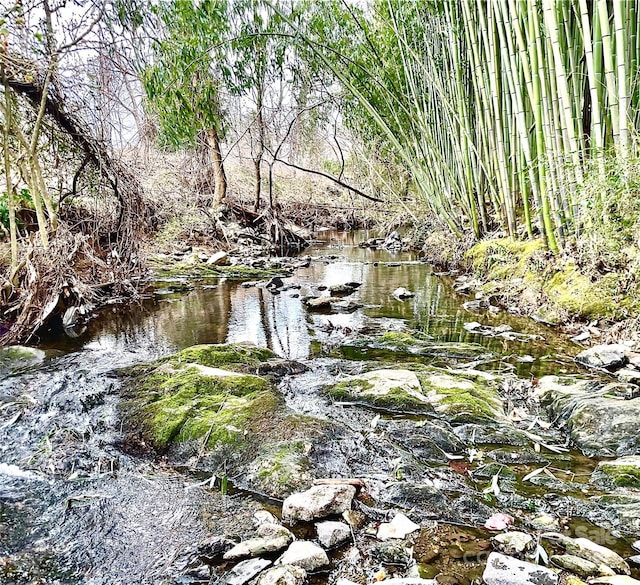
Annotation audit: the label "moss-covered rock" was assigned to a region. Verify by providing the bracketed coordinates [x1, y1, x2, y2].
[594, 456, 640, 488]
[534, 375, 640, 457]
[149, 255, 287, 282]
[245, 440, 315, 497]
[417, 369, 505, 424]
[0, 345, 45, 375]
[327, 366, 505, 424]
[327, 369, 433, 413]
[120, 343, 339, 498]
[125, 362, 279, 451]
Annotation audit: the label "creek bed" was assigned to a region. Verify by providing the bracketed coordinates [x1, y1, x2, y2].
[1, 230, 637, 585]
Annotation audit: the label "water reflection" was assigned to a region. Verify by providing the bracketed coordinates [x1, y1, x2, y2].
[36, 230, 578, 374]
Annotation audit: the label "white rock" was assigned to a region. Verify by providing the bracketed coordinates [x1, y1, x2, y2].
[492, 531, 535, 555]
[282, 484, 356, 522]
[376, 513, 421, 541]
[254, 510, 280, 526]
[575, 344, 629, 371]
[483, 552, 558, 585]
[223, 524, 293, 560]
[207, 251, 230, 265]
[276, 541, 329, 571]
[316, 521, 351, 548]
[392, 287, 415, 299]
[256, 565, 306, 585]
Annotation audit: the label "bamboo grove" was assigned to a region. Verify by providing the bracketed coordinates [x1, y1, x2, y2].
[312, 0, 640, 253]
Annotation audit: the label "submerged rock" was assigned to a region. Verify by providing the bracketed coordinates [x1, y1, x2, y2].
[304, 297, 332, 310]
[276, 541, 329, 571]
[491, 532, 534, 556]
[282, 484, 356, 522]
[534, 376, 640, 456]
[550, 554, 603, 578]
[482, 552, 558, 585]
[542, 533, 630, 575]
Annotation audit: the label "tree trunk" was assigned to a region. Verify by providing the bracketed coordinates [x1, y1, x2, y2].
[253, 98, 265, 212]
[206, 126, 227, 205]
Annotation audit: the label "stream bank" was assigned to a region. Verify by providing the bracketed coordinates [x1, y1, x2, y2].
[2, 230, 640, 585]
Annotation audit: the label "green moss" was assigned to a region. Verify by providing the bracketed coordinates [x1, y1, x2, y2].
[250, 440, 313, 495]
[376, 331, 432, 350]
[149, 256, 285, 281]
[327, 377, 431, 412]
[466, 238, 546, 280]
[123, 343, 276, 379]
[418, 372, 503, 423]
[172, 344, 275, 369]
[129, 364, 278, 449]
[542, 265, 622, 319]
[597, 459, 640, 488]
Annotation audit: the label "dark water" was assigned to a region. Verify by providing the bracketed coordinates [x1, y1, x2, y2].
[0, 230, 612, 585]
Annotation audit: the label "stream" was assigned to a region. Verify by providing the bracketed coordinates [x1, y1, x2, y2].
[1, 230, 638, 585]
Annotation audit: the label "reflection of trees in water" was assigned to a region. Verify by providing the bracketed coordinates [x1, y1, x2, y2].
[228, 287, 310, 360]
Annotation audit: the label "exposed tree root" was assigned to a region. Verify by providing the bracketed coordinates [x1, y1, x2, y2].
[0, 225, 143, 345]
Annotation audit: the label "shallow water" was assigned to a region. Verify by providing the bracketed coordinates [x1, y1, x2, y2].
[1, 230, 631, 585]
[36, 230, 578, 376]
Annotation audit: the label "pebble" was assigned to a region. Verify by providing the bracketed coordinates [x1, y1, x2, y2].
[491, 531, 534, 556]
[256, 565, 306, 585]
[222, 558, 272, 585]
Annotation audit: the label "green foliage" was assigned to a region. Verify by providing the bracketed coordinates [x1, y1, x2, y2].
[142, 0, 229, 148]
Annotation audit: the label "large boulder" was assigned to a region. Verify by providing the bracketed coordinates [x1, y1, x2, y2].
[327, 369, 431, 413]
[327, 366, 506, 423]
[534, 376, 640, 456]
[120, 344, 336, 496]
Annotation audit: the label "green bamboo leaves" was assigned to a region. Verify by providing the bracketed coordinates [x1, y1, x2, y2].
[301, 0, 640, 250]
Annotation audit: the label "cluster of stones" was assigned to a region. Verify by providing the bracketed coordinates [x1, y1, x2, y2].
[204, 479, 640, 585]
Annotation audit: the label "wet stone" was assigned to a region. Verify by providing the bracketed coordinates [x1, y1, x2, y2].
[487, 448, 548, 465]
[380, 483, 448, 521]
[315, 521, 351, 549]
[594, 456, 640, 488]
[544, 533, 631, 575]
[377, 513, 420, 541]
[550, 554, 601, 578]
[371, 540, 413, 566]
[256, 565, 306, 585]
[482, 552, 558, 585]
[282, 484, 356, 522]
[276, 541, 329, 571]
[223, 524, 294, 560]
[222, 558, 272, 585]
[454, 423, 530, 447]
[491, 532, 535, 556]
[575, 344, 629, 371]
